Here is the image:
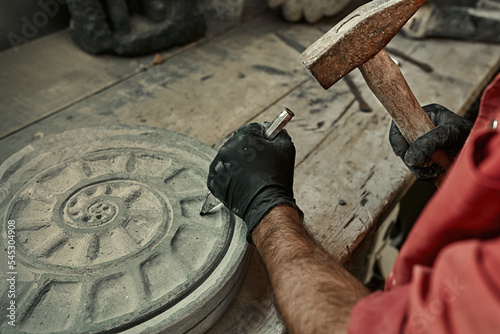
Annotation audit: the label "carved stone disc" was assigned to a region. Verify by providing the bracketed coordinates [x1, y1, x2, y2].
[0, 126, 248, 333]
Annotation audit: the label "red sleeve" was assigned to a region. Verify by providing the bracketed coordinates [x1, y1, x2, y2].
[348, 106, 500, 333]
[348, 237, 500, 334]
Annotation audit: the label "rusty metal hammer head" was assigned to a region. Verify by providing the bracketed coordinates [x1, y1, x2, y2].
[300, 0, 425, 89]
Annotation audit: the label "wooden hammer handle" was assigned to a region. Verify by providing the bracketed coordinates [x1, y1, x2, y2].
[359, 49, 453, 176]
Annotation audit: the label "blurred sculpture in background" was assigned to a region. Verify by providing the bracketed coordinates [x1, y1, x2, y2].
[402, 0, 500, 42]
[265, 0, 353, 23]
[265, 0, 500, 41]
[67, 0, 206, 55]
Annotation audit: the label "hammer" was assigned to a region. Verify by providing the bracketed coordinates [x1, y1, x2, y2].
[300, 0, 453, 178]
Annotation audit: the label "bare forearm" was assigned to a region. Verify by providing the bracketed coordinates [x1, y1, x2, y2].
[253, 206, 369, 334]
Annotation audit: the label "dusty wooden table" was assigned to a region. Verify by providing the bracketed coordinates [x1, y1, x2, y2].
[1, 0, 499, 332]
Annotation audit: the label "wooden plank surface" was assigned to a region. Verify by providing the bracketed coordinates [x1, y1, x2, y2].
[0, 13, 322, 163]
[295, 36, 500, 263]
[0, 0, 268, 140]
[0, 30, 151, 140]
[209, 36, 500, 334]
[0, 3, 499, 333]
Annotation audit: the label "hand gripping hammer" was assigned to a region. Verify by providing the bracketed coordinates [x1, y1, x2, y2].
[301, 0, 453, 181]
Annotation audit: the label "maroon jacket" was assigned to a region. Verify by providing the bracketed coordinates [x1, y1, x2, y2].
[349, 73, 500, 334]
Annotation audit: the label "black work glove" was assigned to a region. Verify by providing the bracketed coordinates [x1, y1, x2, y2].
[389, 104, 473, 181]
[207, 123, 301, 242]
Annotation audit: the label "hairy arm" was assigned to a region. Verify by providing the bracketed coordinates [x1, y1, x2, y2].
[252, 205, 369, 334]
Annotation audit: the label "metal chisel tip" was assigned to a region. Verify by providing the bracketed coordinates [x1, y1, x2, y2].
[200, 192, 222, 216]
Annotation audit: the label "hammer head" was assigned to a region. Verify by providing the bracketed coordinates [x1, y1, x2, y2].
[301, 0, 425, 89]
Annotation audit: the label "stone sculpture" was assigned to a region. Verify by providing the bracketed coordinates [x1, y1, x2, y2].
[0, 125, 248, 333]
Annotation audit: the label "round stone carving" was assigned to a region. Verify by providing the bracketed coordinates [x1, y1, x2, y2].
[64, 183, 123, 228]
[0, 126, 248, 334]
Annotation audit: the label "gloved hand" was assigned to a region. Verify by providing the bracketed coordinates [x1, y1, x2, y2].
[389, 104, 473, 181]
[207, 123, 301, 242]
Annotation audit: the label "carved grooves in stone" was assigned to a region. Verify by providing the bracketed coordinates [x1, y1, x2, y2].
[83, 234, 100, 261]
[0, 129, 244, 333]
[90, 273, 139, 323]
[140, 252, 189, 302]
[9, 197, 30, 220]
[123, 188, 143, 205]
[170, 225, 187, 254]
[126, 154, 137, 173]
[180, 195, 204, 218]
[80, 160, 92, 178]
[139, 257, 154, 300]
[164, 166, 187, 185]
[30, 231, 69, 258]
[171, 224, 212, 270]
[16, 219, 51, 232]
[0, 155, 25, 184]
[19, 280, 82, 332]
[35, 164, 68, 184]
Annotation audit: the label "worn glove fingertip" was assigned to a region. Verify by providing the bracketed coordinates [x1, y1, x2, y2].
[243, 122, 266, 135]
[392, 142, 408, 158]
[404, 146, 429, 168]
[273, 135, 295, 154]
[274, 127, 292, 140]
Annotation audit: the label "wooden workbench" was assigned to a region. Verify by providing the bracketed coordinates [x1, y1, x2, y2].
[1, 0, 499, 332]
